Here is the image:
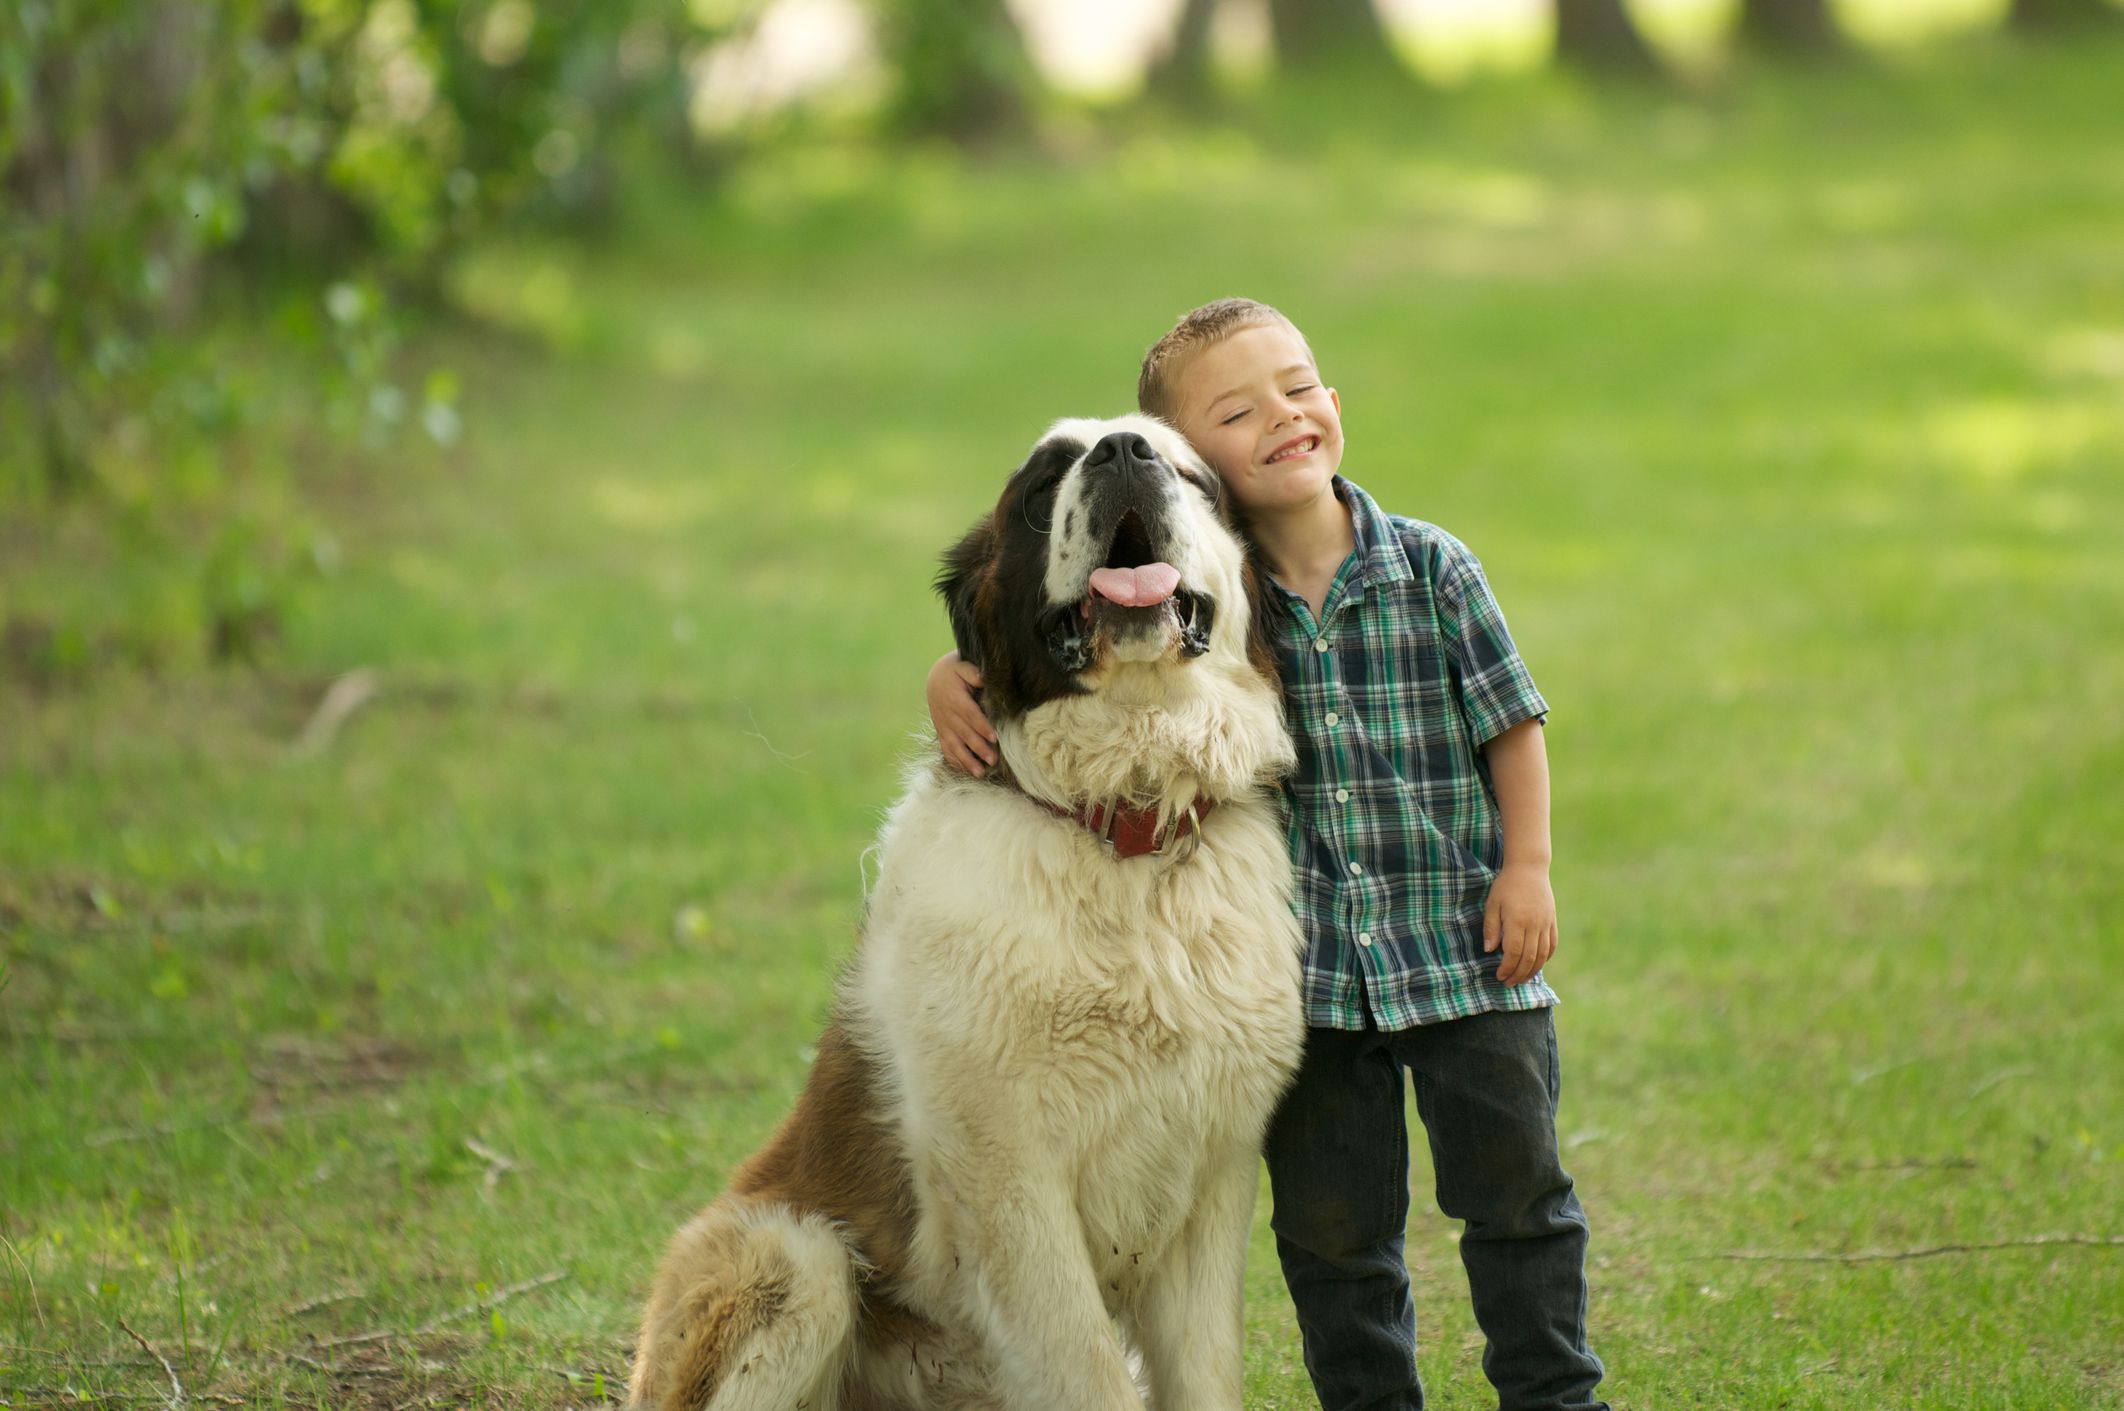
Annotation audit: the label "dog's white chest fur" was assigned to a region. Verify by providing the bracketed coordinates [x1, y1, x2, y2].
[853, 764, 1306, 1323]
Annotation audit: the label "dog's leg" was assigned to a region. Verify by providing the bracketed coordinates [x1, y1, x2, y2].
[629, 1202, 858, 1411]
[949, 1171, 1145, 1411]
[1131, 1155, 1256, 1411]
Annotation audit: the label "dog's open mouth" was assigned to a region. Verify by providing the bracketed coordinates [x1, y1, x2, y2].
[1041, 510, 1214, 670]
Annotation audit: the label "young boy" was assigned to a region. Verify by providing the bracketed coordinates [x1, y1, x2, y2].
[927, 299, 1608, 1411]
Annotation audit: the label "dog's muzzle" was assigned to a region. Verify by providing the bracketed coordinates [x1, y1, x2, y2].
[1041, 433, 1217, 672]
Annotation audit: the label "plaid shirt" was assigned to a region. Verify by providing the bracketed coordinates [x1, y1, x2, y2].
[1264, 476, 1557, 1030]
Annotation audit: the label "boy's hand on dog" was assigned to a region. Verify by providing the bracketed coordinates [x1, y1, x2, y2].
[1483, 863, 1557, 986]
[928, 650, 998, 777]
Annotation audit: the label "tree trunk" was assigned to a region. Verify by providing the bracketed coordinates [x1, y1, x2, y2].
[2010, 0, 2123, 28]
[1553, 0, 1663, 76]
[877, 0, 1035, 141]
[1737, 0, 1844, 54]
[1265, 0, 1402, 73]
[1148, 0, 1219, 96]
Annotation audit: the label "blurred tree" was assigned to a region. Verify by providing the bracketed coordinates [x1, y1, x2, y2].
[0, 0, 708, 661]
[2010, 0, 2123, 27]
[1, 0, 271, 499]
[1554, 0, 1664, 77]
[1266, 0, 1405, 75]
[1147, 0, 1219, 99]
[4, 0, 700, 495]
[875, 0, 1037, 139]
[3, 0, 704, 498]
[1737, 0, 1844, 54]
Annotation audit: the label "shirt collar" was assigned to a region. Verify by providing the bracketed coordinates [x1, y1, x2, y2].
[1332, 475, 1414, 597]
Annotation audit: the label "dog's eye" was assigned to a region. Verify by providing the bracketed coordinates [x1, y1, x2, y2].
[1178, 465, 1221, 505]
[1021, 472, 1063, 534]
[1025, 473, 1065, 519]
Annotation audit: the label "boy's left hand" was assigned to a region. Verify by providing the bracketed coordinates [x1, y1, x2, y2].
[1483, 863, 1557, 986]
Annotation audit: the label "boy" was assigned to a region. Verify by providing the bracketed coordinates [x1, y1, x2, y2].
[927, 299, 1608, 1411]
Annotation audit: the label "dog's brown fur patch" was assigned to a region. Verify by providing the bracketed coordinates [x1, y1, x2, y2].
[632, 1022, 938, 1410]
[729, 1022, 918, 1286]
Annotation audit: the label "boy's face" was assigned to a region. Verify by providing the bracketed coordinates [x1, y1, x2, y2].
[1168, 322, 1343, 520]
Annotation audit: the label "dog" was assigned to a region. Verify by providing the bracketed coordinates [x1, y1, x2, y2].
[629, 415, 1305, 1411]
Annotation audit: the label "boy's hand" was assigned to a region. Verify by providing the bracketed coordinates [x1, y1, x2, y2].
[1483, 863, 1557, 986]
[927, 650, 998, 777]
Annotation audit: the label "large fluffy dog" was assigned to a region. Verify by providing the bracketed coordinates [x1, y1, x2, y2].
[629, 416, 1305, 1411]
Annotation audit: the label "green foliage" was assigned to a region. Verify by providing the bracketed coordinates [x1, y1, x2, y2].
[1, 1, 288, 503]
[0, 0, 703, 664]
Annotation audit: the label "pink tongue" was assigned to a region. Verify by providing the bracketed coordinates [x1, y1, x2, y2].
[1088, 562, 1181, 608]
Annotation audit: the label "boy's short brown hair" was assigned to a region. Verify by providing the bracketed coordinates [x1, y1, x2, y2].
[1136, 298, 1315, 424]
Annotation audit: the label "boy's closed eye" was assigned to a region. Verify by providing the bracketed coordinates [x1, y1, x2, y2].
[1220, 385, 1315, 425]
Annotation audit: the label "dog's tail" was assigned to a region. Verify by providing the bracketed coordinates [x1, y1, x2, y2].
[628, 1200, 859, 1411]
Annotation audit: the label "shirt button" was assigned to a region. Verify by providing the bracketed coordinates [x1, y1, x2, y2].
[1348, 861, 1362, 875]
[1358, 932, 1374, 947]
[1335, 788, 1350, 803]
[1324, 711, 1340, 727]
[1313, 638, 1330, 653]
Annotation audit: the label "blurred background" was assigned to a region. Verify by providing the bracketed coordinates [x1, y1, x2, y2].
[4, 2, 2122, 1408]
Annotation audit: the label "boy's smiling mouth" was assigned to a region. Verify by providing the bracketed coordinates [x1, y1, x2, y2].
[1266, 434, 1319, 464]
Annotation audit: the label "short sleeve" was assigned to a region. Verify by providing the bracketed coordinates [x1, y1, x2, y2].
[1432, 532, 1549, 746]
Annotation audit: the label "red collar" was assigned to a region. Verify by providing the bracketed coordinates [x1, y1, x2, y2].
[1018, 788, 1216, 859]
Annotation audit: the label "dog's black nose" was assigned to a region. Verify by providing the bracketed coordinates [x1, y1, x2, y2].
[1086, 432, 1158, 473]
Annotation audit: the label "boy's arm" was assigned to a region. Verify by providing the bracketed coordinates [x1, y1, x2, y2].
[1482, 717, 1557, 986]
[928, 650, 998, 777]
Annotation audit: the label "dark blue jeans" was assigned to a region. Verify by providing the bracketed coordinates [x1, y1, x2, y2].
[1261, 1005, 1608, 1411]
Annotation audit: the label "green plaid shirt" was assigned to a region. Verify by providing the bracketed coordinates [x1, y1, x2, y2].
[1265, 476, 1557, 1030]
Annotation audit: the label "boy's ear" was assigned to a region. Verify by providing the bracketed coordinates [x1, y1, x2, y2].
[934, 515, 998, 671]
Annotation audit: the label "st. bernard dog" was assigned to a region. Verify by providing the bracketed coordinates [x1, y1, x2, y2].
[629, 415, 1305, 1411]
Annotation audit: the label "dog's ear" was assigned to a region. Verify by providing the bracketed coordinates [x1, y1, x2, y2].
[1238, 543, 1284, 690]
[935, 515, 998, 671]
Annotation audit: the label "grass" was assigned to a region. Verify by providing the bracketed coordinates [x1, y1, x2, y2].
[5, 35, 2124, 1411]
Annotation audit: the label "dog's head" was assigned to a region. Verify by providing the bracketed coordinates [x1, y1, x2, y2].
[936, 415, 1289, 804]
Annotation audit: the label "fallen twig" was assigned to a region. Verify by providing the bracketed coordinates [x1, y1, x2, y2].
[115, 1317, 185, 1410]
[284, 1286, 371, 1318]
[292, 668, 380, 757]
[287, 1351, 394, 1376]
[1712, 1233, 2124, 1263]
[0, 1391, 242, 1407]
[410, 1267, 569, 1336]
[1968, 1064, 2037, 1097]
[311, 1268, 569, 1352]
[464, 1135, 522, 1197]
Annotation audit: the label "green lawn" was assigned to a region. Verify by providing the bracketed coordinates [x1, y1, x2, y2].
[5, 37, 2123, 1411]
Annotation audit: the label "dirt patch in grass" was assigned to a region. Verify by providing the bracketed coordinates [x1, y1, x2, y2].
[249, 1034, 432, 1101]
